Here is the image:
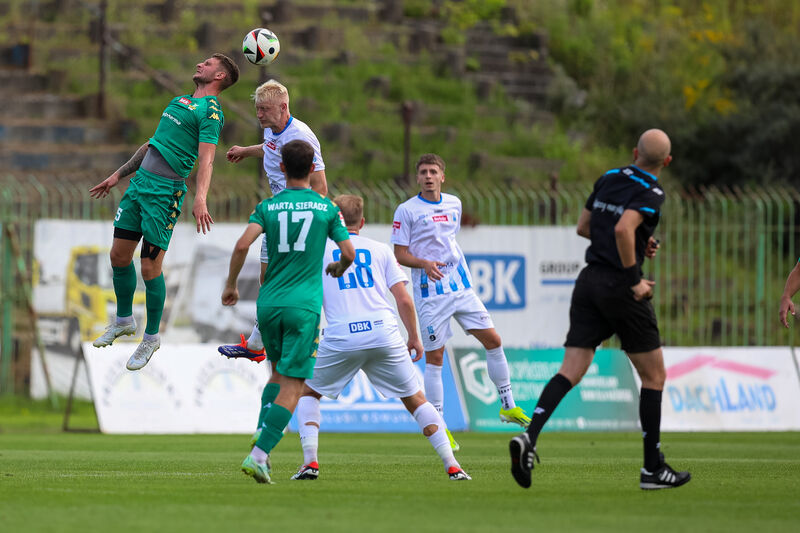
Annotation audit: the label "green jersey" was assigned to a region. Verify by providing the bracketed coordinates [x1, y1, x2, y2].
[148, 94, 224, 178]
[250, 188, 350, 313]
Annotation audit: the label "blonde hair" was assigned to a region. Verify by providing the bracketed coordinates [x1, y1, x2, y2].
[253, 79, 289, 105]
[333, 194, 364, 227]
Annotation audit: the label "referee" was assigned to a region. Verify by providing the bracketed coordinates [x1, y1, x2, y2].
[509, 129, 691, 490]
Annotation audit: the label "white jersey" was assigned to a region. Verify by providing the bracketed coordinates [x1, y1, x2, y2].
[262, 116, 325, 196]
[320, 234, 408, 351]
[390, 193, 473, 300]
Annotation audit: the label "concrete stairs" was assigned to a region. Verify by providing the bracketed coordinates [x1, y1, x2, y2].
[0, 47, 134, 180]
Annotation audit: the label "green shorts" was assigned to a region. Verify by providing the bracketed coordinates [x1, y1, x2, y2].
[257, 306, 320, 380]
[114, 169, 187, 250]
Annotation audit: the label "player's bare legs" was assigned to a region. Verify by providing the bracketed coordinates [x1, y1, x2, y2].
[469, 327, 530, 427]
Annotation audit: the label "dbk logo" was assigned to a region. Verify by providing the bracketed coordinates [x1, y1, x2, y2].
[349, 321, 373, 333]
[466, 254, 525, 310]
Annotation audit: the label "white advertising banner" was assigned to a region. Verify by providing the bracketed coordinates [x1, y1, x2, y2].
[661, 347, 800, 431]
[33, 220, 588, 350]
[359, 224, 587, 348]
[83, 342, 267, 434]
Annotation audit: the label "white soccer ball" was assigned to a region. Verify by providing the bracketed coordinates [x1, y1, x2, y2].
[242, 28, 280, 66]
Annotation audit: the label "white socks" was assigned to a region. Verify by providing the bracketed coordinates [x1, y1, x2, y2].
[250, 445, 268, 465]
[413, 401, 458, 470]
[424, 363, 444, 413]
[296, 396, 321, 465]
[247, 321, 263, 351]
[486, 346, 516, 410]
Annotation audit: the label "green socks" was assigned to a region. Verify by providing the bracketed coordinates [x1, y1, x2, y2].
[255, 404, 293, 454]
[112, 262, 137, 318]
[144, 274, 166, 335]
[257, 383, 281, 429]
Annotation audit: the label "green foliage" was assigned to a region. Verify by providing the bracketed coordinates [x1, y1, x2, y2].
[513, 0, 800, 186]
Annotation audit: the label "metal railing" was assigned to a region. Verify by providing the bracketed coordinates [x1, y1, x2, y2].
[1, 174, 799, 392]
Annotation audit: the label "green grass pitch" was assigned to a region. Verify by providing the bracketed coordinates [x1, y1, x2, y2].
[1, 429, 799, 532]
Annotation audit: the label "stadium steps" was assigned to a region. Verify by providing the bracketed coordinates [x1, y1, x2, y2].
[0, 142, 136, 173]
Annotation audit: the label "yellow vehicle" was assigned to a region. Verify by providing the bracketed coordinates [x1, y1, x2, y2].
[65, 246, 146, 341]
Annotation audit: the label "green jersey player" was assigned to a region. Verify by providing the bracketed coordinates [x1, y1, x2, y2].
[221, 139, 354, 484]
[89, 54, 239, 372]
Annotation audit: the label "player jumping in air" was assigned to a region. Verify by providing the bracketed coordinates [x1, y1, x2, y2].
[89, 54, 239, 371]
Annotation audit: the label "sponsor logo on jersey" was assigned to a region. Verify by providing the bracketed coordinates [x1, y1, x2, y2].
[393, 221, 401, 229]
[162, 112, 181, 125]
[178, 97, 198, 110]
[209, 112, 221, 121]
[265, 141, 277, 151]
[349, 321, 373, 333]
[432, 215, 448, 222]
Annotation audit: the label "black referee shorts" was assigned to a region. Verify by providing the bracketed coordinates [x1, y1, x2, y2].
[564, 263, 661, 353]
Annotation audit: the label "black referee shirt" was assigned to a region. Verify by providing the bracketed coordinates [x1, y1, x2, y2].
[584, 165, 665, 271]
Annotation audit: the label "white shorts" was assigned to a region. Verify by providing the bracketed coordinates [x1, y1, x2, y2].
[260, 234, 268, 263]
[417, 288, 494, 351]
[305, 340, 421, 400]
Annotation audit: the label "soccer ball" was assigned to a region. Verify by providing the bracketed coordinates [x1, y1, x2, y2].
[242, 28, 280, 66]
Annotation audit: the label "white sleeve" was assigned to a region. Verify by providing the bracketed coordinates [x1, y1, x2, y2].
[390, 204, 412, 246]
[455, 196, 463, 235]
[300, 128, 325, 171]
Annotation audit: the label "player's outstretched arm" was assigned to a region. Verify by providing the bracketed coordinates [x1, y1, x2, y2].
[89, 142, 149, 199]
[390, 281, 423, 362]
[193, 142, 216, 234]
[325, 239, 355, 278]
[223, 223, 262, 306]
[779, 261, 800, 328]
[393, 245, 446, 281]
[226, 144, 264, 163]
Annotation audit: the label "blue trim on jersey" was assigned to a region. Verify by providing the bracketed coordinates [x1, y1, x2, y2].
[639, 207, 656, 214]
[605, 167, 654, 189]
[457, 263, 471, 289]
[420, 271, 429, 298]
[416, 193, 443, 205]
[632, 165, 658, 181]
[272, 116, 294, 136]
[627, 175, 650, 189]
[435, 280, 444, 295]
[448, 277, 458, 292]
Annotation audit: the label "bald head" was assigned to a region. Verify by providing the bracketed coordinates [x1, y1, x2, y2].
[635, 129, 672, 170]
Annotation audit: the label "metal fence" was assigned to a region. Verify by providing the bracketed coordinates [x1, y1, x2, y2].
[1, 174, 799, 392]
